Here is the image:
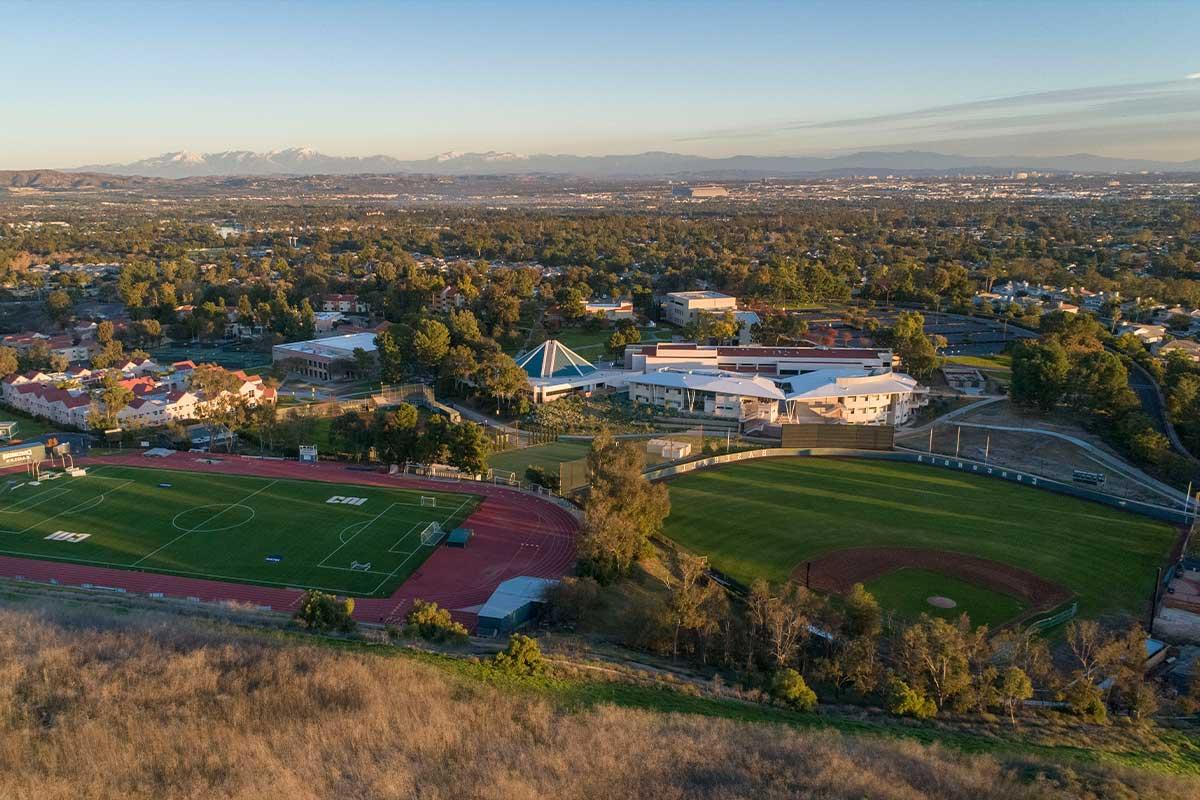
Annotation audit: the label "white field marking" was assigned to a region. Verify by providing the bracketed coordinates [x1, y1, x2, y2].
[169, 503, 256, 533]
[0, 480, 135, 536]
[336, 519, 372, 545]
[132, 480, 278, 567]
[316, 502, 398, 567]
[314, 563, 393, 576]
[44, 530, 90, 543]
[326, 495, 367, 506]
[386, 522, 423, 553]
[368, 544, 428, 595]
[0, 486, 72, 514]
[439, 496, 473, 528]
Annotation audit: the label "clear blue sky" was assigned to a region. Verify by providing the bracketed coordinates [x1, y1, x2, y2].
[3, 0, 1198, 167]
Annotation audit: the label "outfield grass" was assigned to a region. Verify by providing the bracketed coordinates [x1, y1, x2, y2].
[662, 458, 1177, 618]
[0, 464, 478, 596]
[947, 353, 1013, 372]
[865, 568, 1025, 627]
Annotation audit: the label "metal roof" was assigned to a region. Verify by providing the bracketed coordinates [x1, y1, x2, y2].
[478, 576, 559, 621]
[628, 368, 785, 400]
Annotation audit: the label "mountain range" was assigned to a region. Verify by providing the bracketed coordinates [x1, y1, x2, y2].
[67, 147, 1200, 179]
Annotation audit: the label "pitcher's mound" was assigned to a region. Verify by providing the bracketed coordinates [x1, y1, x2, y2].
[927, 596, 957, 609]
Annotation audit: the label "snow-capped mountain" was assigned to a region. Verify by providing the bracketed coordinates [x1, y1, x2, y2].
[66, 148, 1200, 179]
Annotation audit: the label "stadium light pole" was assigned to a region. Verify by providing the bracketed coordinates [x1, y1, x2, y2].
[984, 433, 990, 465]
[955, 426, 961, 458]
[928, 426, 934, 454]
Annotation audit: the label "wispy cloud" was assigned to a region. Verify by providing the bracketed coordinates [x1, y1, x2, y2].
[676, 77, 1200, 159]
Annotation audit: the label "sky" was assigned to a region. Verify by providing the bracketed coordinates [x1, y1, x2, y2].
[2, 0, 1199, 168]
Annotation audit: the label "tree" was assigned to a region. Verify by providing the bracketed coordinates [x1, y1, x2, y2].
[661, 550, 724, 659]
[815, 636, 879, 698]
[88, 371, 133, 430]
[771, 668, 818, 712]
[894, 614, 978, 710]
[752, 312, 809, 346]
[684, 310, 740, 344]
[294, 589, 356, 632]
[995, 666, 1033, 725]
[473, 351, 528, 414]
[97, 320, 115, 344]
[45, 290, 72, 327]
[189, 364, 248, 452]
[747, 579, 818, 669]
[0, 346, 18, 377]
[1011, 339, 1070, 412]
[412, 318, 451, 370]
[373, 403, 419, 464]
[330, 410, 374, 461]
[446, 308, 482, 344]
[447, 420, 490, 475]
[605, 324, 641, 359]
[374, 328, 406, 384]
[440, 344, 478, 392]
[842, 583, 882, 639]
[886, 677, 937, 719]
[577, 430, 670, 581]
[403, 599, 468, 642]
[352, 346, 376, 379]
[492, 633, 546, 676]
[880, 311, 944, 379]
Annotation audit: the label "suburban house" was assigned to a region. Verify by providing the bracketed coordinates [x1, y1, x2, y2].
[1157, 339, 1200, 362]
[321, 293, 368, 314]
[430, 285, 467, 314]
[1118, 323, 1169, 345]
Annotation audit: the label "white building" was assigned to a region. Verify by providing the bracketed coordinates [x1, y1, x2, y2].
[776, 369, 927, 425]
[627, 368, 784, 424]
[661, 291, 738, 326]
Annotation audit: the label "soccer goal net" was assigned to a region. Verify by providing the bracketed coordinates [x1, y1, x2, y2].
[420, 496, 437, 508]
[419, 521, 445, 547]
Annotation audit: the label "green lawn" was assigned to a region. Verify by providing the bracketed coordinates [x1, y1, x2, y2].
[947, 353, 1013, 372]
[865, 568, 1025, 627]
[488, 440, 592, 478]
[550, 326, 671, 354]
[0, 464, 478, 596]
[0, 406, 66, 440]
[662, 458, 1177, 618]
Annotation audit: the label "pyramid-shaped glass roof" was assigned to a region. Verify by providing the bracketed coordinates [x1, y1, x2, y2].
[515, 339, 597, 379]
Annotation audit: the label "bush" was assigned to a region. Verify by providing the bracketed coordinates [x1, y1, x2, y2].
[546, 576, 602, 624]
[403, 599, 469, 643]
[294, 590, 356, 633]
[493, 633, 547, 676]
[1062, 678, 1108, 724]
[771, 668, 818, 712]
[886, 677, 937, 719]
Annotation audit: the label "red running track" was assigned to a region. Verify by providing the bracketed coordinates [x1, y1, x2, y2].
[0, 454, 579, 630]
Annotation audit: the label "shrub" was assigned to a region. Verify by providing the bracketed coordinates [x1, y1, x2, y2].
[493, 633, 547, 676]
[771, 668, 818, 712]
[294, 590, 356, 633]
[1062, 678, 1108, 724]
[886, 677, 937, 720]
[403, 600, 469, 643]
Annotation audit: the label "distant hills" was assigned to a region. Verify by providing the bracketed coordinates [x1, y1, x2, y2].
[63, 148, 1200, 179]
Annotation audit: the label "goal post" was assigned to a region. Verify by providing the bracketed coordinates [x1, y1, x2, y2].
[419, 495, 437, 508]
[419, 521, 445, 547]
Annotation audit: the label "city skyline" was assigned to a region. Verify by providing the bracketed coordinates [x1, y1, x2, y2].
[3, 0, 1199, 169]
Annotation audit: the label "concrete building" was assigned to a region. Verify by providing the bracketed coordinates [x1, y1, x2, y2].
[628, 368, 784, 424]
[661, 291, 738, 326]
[776, 368, 927, 425]
[584, 299, 635, 321]
[271, 331, 378, 382]
[624, 342, 894, 376]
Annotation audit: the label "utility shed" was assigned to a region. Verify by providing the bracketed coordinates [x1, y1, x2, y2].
[476, 576, 558, 637]
[446, 527, 472, 548]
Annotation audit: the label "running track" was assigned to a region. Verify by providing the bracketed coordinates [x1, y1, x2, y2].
[0, 454, 579, 630]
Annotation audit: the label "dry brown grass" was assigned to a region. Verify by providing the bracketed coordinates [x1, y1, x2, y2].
[0, 604, 1193, 800]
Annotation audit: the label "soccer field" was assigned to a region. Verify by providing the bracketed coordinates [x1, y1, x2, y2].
[0, 465, 480, 597]
[662, 458, 1179, 619]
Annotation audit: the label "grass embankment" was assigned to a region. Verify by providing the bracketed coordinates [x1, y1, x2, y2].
[662, 458, 1177, 619]
[1, 603, 1197, 799]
